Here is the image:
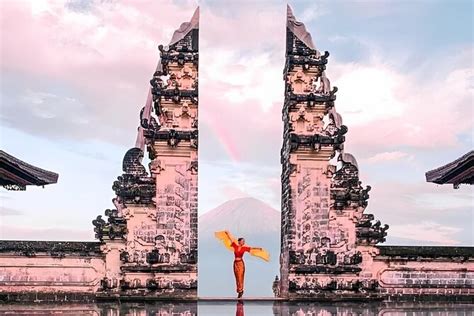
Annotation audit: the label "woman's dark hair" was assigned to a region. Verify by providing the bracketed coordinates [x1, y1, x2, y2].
[238, 238, 244, 242]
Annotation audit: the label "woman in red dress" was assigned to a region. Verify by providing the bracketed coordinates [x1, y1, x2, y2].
[223, 231, 266, 298]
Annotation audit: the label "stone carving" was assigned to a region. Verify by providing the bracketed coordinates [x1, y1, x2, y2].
[139, 106, 160, 133]
[188, 160, 198, 174]
[149, 158, 165, 175]
[287, 86, 338, 109]
[273, 275, 281, 297]
[279, 5, 388, 299]
[289, 105, 316, 133]
[331, 153, 371, 209]
[322, 109, 347, 138]
[153, 163, 197, 266]
[92, 196, 128, 241]
[144, 129, 198, 148]
[92, 213, 127, 242]
[288, 277, 379, 294]
[356, 214, 389, 245]
[176, 65, 197, 90]
[173, 102, 195, 129]
[288, 70, 313, 94]
[112, 148, 156, 204]
[289, 131, 345, 152]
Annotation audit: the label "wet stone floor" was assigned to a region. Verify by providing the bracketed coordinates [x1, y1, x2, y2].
[0, 301, 473, 315]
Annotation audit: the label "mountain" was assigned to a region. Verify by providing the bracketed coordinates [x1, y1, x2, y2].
[198, 197, 281, 297]
[199, 197, 281, 238]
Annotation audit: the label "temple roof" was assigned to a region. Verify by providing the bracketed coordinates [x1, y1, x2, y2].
[328, 108, 343, 128]
[339, 152, 358, 170]
[169, 7, 199, 46]
[0, 150, 59, 190]
[286, 4, 316, 50]
[425, 150, 473, 188]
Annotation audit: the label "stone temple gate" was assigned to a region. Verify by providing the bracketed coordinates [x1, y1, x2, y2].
[0, 6, 472, 302]
[277, 6, 473, 300]
[279, 6, 384, 299]
[280, 8, 388, 297]
[91, 7, 200, 298]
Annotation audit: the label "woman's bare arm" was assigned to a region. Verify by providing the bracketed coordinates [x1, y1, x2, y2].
[225, 231, 236, 246]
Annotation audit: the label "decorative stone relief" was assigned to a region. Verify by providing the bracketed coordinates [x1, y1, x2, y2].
[175, 65, 197, 90]
[288, 70, 313, 94]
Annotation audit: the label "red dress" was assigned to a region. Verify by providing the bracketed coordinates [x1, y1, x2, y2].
[231, 242, 251, 259]
[231, 242, 250, 293]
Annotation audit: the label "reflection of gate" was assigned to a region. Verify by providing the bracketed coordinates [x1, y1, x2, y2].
[1, 300, 473, 314]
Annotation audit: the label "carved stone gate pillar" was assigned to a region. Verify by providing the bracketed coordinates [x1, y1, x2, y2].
[92, 8, 199, 299]
[279, 6, 388, 300]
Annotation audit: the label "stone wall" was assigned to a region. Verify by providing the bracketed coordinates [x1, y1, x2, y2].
[373, 246, 474, 298]
[0, 241, 105, 301]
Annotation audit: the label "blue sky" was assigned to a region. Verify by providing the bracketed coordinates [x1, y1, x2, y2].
[1, 0, 472, 245]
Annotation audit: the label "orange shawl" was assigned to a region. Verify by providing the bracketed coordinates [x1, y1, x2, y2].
[214, 230, 270, 262]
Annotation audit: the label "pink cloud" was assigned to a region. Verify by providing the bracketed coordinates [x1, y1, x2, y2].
[1, 0, 288, 151]
[1, 0, 198, 143]
[2, 1, 471, 155]
[366, 151, 413, 164]
[200, 52, 472, 164]
[1, 1, 196, 76]
[331, 58, 473, 152]
[222, 185, 250, 201]
[388, 221, 462, 245]
[200, 3, 284, 51]
[0, 225, 93, 241]
[366, 179, 472, 245]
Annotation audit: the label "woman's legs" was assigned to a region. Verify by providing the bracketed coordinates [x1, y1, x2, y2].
[233, 260, 245, 296]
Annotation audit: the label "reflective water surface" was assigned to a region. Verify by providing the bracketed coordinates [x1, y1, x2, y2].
[0, 301, 472, 315]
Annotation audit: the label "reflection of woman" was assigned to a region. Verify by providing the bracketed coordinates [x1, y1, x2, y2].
[215, 230, 269, 298]
[236, 300, 244, 316]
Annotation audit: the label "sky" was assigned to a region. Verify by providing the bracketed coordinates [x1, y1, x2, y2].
[0, 0, 473, 246]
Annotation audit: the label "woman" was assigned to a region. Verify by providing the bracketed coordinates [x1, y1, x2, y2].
[215, 230, 269, 298]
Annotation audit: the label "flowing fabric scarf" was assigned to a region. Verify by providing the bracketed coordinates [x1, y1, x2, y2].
[214, 230, 270, 262]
